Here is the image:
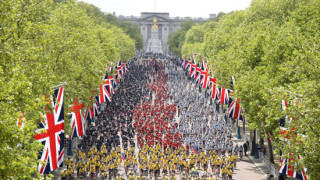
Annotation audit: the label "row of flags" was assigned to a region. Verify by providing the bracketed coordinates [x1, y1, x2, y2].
[181, 55, 308, 180]
[181, 55, 246, 122]
[16, 60, 131, 174]
[279, 96, 308, 180]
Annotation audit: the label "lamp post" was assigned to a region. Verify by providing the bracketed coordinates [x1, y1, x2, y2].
[237, 119, 241, 139]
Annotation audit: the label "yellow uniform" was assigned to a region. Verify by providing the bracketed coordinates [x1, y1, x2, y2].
[190, 158, 195, 165]
[108, 163, 112, 170]
[99, 150, 103, 156]
[181, 154, 186, 160]
[133, 159, 138, 165]
[124, 159, 130, 167]
[61, 171, 67, 178]
[184, 162, 189, 170]
[170, 163, 176, 172]
[116, 147, 121, 153]
[100, 164, 106, 172]
[128, 175, 136, 180]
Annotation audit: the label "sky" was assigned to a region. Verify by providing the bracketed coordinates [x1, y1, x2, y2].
[79, 0, 253, 18]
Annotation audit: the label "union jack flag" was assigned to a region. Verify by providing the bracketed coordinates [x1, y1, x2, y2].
[192, 53, 197, 63]
[279, 152, 308, 180]
[121, 62, 127, 76]
[85, 100, 99, 123]
[279, 96, 308, 180]
[218, 88, 232, 105]
[200, 70, 209, 89]
[195, 66, 202, 84]
[190, 64, 197, 78]
[108, 62, 113, 72]
[239, 109, 246, 122]
[190, 56, 197, 78]
[209, 77, 219, 100]
[96, 83, 111, 104]
[200, 58, 209, 89]
[34, 87, 65, 174]
[108, 76, 117, 93]
[202, 57, 208, 70]
[70, 100, 85, 139]
[116, 61, 123, 80]
[103, 76, 115, 95]
[228, 99, 241, 120]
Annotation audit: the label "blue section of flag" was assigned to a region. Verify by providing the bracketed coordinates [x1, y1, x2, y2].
[192, 146, 199, 154]
[121, 153, 126, 161]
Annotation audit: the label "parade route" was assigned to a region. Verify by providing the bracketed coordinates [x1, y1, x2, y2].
[57, 58, 271, 180]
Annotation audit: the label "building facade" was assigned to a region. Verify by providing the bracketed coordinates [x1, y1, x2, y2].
[118, 12, 215, 52]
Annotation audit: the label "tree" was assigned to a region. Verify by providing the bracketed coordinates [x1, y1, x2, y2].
[77, 2, 143, 49]
[0, 0, 136, 178]
[168, 20, 195, 57]
[171, 0, 320, 178]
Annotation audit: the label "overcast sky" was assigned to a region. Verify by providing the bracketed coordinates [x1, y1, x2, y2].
[79, 0, 252, 18]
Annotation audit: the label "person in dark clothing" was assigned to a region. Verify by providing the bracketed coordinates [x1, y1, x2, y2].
[243, 142, 248, 156]
[154, 61, 158, 73]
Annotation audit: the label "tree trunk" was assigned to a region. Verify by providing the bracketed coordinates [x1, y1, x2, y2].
[260, 135, 264, 155]
[251, 130, 256, 156]
[267, 137, 275, 164]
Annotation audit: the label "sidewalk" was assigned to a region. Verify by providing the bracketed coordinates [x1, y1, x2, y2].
[232, 130, 273, 180]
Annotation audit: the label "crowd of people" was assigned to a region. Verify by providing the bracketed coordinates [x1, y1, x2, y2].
[60, 58, 244, 180]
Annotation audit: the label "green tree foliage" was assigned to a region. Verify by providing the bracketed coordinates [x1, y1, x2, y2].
[168, 20, 195, 57]
[0, 0, 136, 179]
[181, 21, 216, 58]
[176, 0, 320, 178]
[77, 2, 143, 49]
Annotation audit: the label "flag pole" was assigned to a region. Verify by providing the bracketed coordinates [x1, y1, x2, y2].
[51, 82, 67, 89]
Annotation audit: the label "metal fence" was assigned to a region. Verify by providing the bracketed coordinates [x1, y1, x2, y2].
[242, 133, 279, 178]
[259, 152, 279, 178]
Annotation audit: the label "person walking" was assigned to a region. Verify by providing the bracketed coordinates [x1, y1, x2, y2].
[243, 142, 248, 156]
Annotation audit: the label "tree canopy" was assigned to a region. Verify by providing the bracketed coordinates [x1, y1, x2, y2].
[0, 0, 136, 179]
[77, 2, 143, 50]
[168, 20, 196, 57]
[176, 0, 320, 178]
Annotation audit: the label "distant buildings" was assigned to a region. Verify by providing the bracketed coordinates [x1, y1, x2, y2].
[118, 12, 216, 52]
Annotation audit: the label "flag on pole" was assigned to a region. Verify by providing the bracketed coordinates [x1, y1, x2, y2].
[195, 66, 202, 84]
[200, 59, 209, 89]
[96, 84, 111, 104]
[192, 146, 199, 155]
[219, 88, 232, 105]
[239, 109, 246, 122]
[279, 152, 309, 180]
[16, 112, 25, 128]
[121, 154, 126, 161]
[209, 77, 219, 100]
[228, 99, 241, 120]
[69, 100, 85, 139]
[116, 60, 123, 80]
[108, 62, 113, 72]
[34, 87, 65, 174]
